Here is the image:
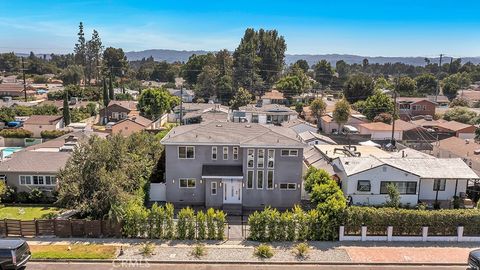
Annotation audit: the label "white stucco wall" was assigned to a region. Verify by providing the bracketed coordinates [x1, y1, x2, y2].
[418, 179, 467, 201]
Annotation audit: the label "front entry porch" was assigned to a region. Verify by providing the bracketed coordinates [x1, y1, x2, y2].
[202, 165, 244, 215]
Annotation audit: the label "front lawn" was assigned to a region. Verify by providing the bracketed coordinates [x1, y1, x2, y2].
[0, 206, 61, 220]
[30, 244, 118, 259]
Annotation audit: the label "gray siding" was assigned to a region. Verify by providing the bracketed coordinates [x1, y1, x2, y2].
[165, 144, 303, 210]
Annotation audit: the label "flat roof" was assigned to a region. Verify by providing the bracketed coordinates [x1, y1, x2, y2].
[314, 144, 391, 159]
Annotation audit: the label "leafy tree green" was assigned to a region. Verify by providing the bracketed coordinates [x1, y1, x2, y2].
[182, 53, 216, 86]
[0, 52, 20, 72]
[151, 61, 175, 83]
[293, 59, 309, 73]
[415, 73, 437, 94]
[0, 107, 15, 123]
[397, 76, 416, 95]
[115, 93, 134, 101]
[314, 60, 334, 89]
[304, 167, 332, 194]
[41, 130, 69, 139]
[63, 90, 71, 126]
[109, 77, 115, 101]
[335, 60, 348, 80]
[74, 22, 86, 68]
[57, 133, 164, 219]
[449, 98, 470, 108]
[85, 29, 103, 84]
[0, 129, 32, 138]
[343, 74, 374, 103]
[195, 65, 220, 99]
[374, 77, 393, 91]
[443, 107, 477, 124]
[275, 75, 303, 97]
[442, 72, 471, 99]
[385, 183, 401, 208]
[310, 98, 327, 130]
[33, 75, 48, 84]
[332, 99, 351, 130]
[361, 91, 395, 121]
[229, 87, 252, 110]
[138, 87, 180, 119]
[103, 47, 128, 77]
[60, 65, 84, 85]
[102, 79, 109, 107]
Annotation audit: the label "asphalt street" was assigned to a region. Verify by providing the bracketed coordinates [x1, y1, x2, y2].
[26, 262, 469, 270]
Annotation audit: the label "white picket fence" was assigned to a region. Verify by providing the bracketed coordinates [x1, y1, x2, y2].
[339, 226, 480, 242]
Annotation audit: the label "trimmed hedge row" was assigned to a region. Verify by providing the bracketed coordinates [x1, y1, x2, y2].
[343, 206, 480, 236]
[123, 203, 226, 240]
[0, 128, 33, 138]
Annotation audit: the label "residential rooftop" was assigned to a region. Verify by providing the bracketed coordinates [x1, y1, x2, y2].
[298, 131, 337, 144]
[161, 121, 304, 147]
[24, 115, 63, 125]
[314, 144, 392, 159]
[238, 104, 297, 115]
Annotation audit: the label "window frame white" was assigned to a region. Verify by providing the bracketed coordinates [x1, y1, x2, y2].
[267, 170, 274, 190]
[19, 175, 56, 186]
[257, 149, 265, 168]
[281, 149, 298, 157]
[279, 183, 297, 190]
[247, 149, 255, 168]
[211, 182, 217, 195]
[233, 147, 239, 160]
[257, 170, 264, 189]
[179, 178, 196, 188]
[223, 146, 228, 160]
[267, 149, 275, 169]
[433, 179, 446, 191]
[357, 180, 371, 192]
[212, 146, 217, 160]
[178, 146, 195, 159]
[246, 170, 254, 189]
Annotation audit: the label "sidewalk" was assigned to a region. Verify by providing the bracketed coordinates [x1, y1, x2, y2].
[24, 238, 474, 265]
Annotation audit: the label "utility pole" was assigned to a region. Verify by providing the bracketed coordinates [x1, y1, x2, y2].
[390, 75, 398, 149]
[435, 54, 443, 102]
[21, 57, 27, 102]
[179, 85, 183, 125]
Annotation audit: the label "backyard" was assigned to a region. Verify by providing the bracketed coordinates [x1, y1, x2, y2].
[0, 206, 61, 220]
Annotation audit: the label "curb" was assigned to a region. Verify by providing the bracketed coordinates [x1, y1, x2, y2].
[29, 259, 468, 266]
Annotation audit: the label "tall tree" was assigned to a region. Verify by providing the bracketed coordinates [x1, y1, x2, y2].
[86, 30, 103, 84]
[229, 87, 252, 110]
[182, 53, 216, 86]
[103, 47, 128, 77]
[360, 91, 395, 121]
[310, 98, 327, 130]
[195, 65, 219, 100]
[293, 59, 309, 73]
[314, 60, 334, 89]
[138, 88, 179, 119]
[343, 74, 375, 103]
[102, 79, 109, 107]
[109, 76, 115, 101]
[332, 99, 351, 131]
[63, 89, 71, 126]
[60, 65, 84, 85]
[257, 29, 286, 87]
[397, 76, 417, 95]
[74, 22, 86, 68]
[415, 73, 438, 94]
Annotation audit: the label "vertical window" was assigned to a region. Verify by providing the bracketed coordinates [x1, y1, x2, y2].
[212, 146, 217, 160]
[433, 179, 446, 191]
[267, 170, 274, 189]
[247, 149, 255, 168]
[257, 170, 264, 189]
[211, 182, 217, 195]
[267, 149, 275, 168]
[257, 149, 264, 168]
[178, 146, 195, 159]
[247, 170, 254, 189]
[223, 147, 228, 160]
[233, 147, 239, 160]
[33, 176, 39, 185]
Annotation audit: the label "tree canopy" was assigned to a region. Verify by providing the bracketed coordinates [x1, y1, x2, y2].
[137, 87, 180, 120]
[343, 74, 374, 103]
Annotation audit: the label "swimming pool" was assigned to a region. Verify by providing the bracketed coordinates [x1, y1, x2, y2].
[1, 147, 23, 159]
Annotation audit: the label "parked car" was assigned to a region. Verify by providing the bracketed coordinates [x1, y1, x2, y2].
[0, 239, 30, 269]
[469, 249, 480, 270]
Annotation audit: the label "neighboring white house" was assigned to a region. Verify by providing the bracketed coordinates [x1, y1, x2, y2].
[333, 156, 478, 207]
[232, 104, 297, 125]
[358, 122, 402, 141]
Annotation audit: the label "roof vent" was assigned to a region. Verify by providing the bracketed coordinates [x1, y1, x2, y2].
[475, 149, 480, 155]
[245, 124, 251, 128]
[216, 124, 222, 127]
[466, 139, 470, 144]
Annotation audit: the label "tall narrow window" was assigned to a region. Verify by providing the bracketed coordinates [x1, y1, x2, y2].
[223, 147, 228, 160]
[247, 170, 254, 189]
[267, 170, 274, 189]
[433, 179, 446, 191]
[247, 149, 255, 168]
[233, 147, 239, 160]
[257, 149, 264, 168]
[212, 146, 217, 160]
[257, 170, 264, 189]
[267, 149, 275, 168]
[211, 182, 217, 195]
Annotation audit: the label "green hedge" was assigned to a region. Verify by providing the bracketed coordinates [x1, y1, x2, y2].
[343, 206, 480, 236]
[122, 203, 226, 240]
[41, 130, 69, 139]
[0, 128, 33, 138]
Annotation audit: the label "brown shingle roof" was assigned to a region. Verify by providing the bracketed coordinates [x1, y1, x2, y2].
[24, 115, 63, 125]
[436, 120, 474, 132]
[397, 97, 436, 104]
[108, 100, 138, 111]
[114, 116, 152, 127]
[359, 122, 392, 131]
[261, 90, 285, 100]
[393, 119, 419, 131]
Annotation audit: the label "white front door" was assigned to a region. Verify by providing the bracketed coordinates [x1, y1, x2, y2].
[223, 179, 242, 204]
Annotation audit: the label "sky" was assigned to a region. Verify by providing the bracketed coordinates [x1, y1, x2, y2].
[1, 0, 479, 57]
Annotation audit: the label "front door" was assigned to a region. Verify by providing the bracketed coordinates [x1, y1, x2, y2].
[223, 179, 242, 204]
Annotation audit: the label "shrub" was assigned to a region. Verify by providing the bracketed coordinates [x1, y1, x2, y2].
[122, 201, 149, 238]
[214, 210, 226, 240]
[177, 207, 195, 240]
[40, 130, 69, 139]
[385, 183, 400, 208]
[292, 243, 310, 259]
[164, 203, 175, 239]
[206, 208, 216, 240]
[254, 244, 274, 259]
[294, 206, 309, 241]
[191, 244, 207, 258]
[196, 211, 206, 240]
[0, 129, 33, 138]
[149, 203, 165, 239]
[28, 188, 45, 203]
[140, 242, 155, 257]
[1, 186, 16, 203]
[16, 192, 30, 203]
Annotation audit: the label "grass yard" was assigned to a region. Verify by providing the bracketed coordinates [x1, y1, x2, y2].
[0, 206, 61, 220]
[30, 245, 118, 259]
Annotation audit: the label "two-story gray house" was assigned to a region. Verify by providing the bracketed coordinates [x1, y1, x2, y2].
[161, 121, 305, 214]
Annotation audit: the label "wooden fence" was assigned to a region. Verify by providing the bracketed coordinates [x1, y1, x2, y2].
[0, 219, 122, 238]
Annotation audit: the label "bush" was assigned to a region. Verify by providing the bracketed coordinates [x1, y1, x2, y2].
[191, 244, 207, 258]
[164, 203, 175, 239]
[385, 183, 400, 208]
[40, 130, 69, 139]
[16, 192, 30, 203]
[292, 243, 310, 259]
[254, 244, 274, 259]
[140, 242, 155, 257]
[33, 75, 48, 84]
[149, 203, 165, 239]
[0, 129, 33, 138]
[206, 208, 216, 240]
[196, 211, 206, 240]
[177, 207, 195, 240]
[214, 210, 226, 240]
[1, 186, 16, 203]
[28, 188, 45, 203]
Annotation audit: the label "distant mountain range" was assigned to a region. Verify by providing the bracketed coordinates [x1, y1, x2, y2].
[125, 49, 480, 66]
